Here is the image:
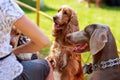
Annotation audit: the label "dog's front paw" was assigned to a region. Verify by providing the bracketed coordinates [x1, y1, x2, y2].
[45, 56, 56, 69]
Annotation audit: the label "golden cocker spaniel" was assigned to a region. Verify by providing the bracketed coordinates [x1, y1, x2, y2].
[46, 5, 84, 80]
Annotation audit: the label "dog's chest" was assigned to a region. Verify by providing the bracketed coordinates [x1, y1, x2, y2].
[54, 47, 62, 57]
[53, 47, 69, 80]
[54, 47, 68, 68]
[54, 46, 68, 59]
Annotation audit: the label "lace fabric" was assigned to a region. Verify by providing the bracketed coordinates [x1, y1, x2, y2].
[0, 54, 23, 80]
[0, 0, 24, 79]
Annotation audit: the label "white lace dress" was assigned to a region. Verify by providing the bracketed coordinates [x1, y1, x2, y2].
[0, 0, 24, 79]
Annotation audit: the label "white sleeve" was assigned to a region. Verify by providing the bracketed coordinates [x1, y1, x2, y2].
[2, 0, 24, 24]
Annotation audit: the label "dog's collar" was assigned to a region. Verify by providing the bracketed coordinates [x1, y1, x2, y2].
[92, 58, 120, 71]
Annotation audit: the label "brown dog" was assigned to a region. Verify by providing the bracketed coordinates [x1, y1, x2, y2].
[86, 0, 101, 8]
[46, 5, 84, 80]
[78, 0, 101, 8]
[67, 24, 120, 80]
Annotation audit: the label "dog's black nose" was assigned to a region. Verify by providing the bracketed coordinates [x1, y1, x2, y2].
[53, 16, 57, 21]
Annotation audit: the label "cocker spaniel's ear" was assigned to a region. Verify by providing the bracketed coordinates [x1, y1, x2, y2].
[66, 11, 79, 33]
[90, 28, 108, 55]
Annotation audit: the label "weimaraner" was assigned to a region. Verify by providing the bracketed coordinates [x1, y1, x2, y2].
[66, 24, 120, 80]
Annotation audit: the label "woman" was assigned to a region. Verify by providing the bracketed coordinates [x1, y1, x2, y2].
[0, 0, 53, 80]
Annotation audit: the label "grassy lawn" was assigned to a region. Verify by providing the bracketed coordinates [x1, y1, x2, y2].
[19, 0, 120, 78]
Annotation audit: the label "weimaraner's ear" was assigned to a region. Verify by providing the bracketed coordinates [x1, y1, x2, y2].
[90, 28, 108, 55]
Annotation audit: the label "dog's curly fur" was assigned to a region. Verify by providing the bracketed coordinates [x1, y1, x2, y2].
[46, 5, 84, 80]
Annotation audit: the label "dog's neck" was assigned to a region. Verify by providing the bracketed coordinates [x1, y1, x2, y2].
[55, 30, 71, 46]
[93, 31, 119, 64]
[55, 35, 67, 46]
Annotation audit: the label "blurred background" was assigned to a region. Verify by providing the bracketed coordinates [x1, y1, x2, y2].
[18, 0, 120, 78]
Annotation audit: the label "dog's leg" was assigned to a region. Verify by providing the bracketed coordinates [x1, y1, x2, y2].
[86, 0, 91, 7]
[95, 0, 101, 8]
[45, 56, 56, 70]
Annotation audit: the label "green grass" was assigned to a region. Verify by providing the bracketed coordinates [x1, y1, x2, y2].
[19, 0, 120, 79]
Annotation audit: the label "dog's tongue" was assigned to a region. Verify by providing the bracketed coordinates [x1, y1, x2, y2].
[54, 23, 59, 27]
[74, 43, 88, 53]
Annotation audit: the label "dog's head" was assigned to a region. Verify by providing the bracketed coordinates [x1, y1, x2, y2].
[10, 27, 21, 48]
[66, 24, 109, 55]
[52, 5, 79, 37]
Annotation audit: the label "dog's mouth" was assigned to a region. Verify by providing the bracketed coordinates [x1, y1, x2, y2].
[52, 22, 65, 36]
[54, 22, 63, 30]
[54, 22, 64, 30]
[73, 43, 89, 53]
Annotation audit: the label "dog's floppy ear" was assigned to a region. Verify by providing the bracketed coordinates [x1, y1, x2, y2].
[66, 11, 79, 33]
[90, 28, 108, 55]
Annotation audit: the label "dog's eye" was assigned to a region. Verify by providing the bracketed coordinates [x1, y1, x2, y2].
[84, 28, 92, 39]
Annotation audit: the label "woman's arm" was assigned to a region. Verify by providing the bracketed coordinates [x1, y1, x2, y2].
[12, 15, 50, 55]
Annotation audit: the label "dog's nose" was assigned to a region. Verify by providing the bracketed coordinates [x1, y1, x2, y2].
[53, 16, 57, 21]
